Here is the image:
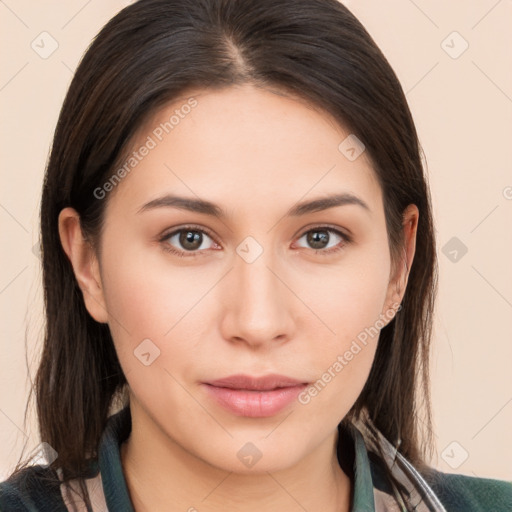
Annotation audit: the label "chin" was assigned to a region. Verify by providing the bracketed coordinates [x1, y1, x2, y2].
[196, 440, 302, 475]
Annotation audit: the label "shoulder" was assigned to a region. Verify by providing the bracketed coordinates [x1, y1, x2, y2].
[421, 467, 512, 512]
[0, 464, 67, 511]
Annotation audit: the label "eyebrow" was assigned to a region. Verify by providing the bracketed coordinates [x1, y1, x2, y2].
[136, 192, 371, 218]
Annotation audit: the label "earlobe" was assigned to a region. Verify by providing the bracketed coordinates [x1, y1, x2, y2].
[57, 207, 109, 324]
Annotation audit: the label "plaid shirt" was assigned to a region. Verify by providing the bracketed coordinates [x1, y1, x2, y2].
[1, 405, 511, 511]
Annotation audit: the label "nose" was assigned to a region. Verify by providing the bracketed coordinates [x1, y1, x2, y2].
[218, 246, 296, 350]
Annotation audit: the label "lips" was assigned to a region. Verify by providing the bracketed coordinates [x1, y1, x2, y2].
[205, 373, 307, 391]
[201, 374, 309, 417]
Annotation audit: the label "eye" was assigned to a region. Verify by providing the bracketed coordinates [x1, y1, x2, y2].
[159, 225, 218, 257]
[159, 224, 351, 258]
[294, 226, 350, 255]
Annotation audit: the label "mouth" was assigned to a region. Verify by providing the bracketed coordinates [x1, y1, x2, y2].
[201, 374, 309, 417]
[204, 373, 308, 391]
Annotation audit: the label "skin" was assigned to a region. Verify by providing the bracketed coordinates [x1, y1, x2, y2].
[58, 83, 418, 512]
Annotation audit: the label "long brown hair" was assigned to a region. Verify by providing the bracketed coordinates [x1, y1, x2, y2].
[9, 0, 438, 507]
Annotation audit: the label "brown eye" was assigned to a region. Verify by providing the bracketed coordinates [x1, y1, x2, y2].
[160, 226, 217, 257]
[295, 227, 350, 255]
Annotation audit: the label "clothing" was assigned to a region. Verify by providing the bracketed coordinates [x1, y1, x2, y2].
[0, 405, 511, 511]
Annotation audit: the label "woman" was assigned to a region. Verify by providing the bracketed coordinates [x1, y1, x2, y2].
[1, 0, 510, 510]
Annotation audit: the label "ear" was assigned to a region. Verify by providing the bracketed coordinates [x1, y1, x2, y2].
[58, 207, 109, 323]
[381, 204, 419, 323]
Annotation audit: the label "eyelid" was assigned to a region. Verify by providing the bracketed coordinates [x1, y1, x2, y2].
[160, 223, 217, 241]
[295, 223, 352, 241]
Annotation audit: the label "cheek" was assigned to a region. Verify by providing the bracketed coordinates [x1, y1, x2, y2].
[297, 242, 391, 347]
[100, 238, 213, 336]
[98, 241, 220, 391]
[293, 244, 390, 411]
[296, 295, 381, 424]
[99, 255, 201, 414]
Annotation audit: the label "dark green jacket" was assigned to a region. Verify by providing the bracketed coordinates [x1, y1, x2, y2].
[1, 405, 511, 511]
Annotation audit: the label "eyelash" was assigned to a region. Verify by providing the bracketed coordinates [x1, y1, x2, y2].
[158, 224, 352, 258]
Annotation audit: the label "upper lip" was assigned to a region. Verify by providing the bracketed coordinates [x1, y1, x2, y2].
[205, 374, 308, 391]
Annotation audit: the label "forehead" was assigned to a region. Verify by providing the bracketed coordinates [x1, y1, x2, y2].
[103, 84, 382, 218]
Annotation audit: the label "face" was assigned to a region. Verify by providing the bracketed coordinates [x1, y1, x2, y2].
[60, 83, 416, 474]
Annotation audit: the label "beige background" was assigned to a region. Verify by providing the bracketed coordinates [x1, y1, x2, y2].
[1, 0, 511, 482]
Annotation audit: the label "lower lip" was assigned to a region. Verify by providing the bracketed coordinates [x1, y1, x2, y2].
[201, 383, 308, 417]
